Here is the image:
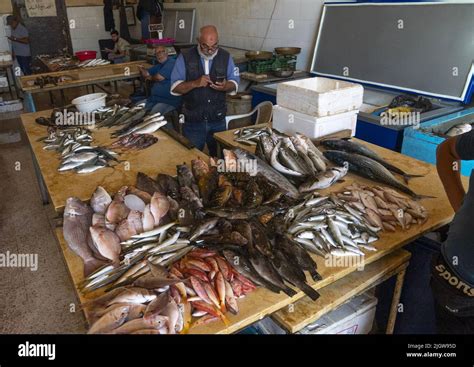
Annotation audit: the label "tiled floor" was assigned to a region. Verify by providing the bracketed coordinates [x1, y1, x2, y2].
[0, 82, 135, 333]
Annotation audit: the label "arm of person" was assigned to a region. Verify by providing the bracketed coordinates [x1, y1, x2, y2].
[210, 56, 240, 93]
[436, 131, 474, 211]
[170, 54, 210, 95]
[8, 36, 29, 44]
[146, 64, 165, 82]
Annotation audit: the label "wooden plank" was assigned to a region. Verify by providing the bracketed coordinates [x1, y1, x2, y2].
[272, 249, 411, 333]
[21, 110, 207, 212]
[19, 61, 150, 93]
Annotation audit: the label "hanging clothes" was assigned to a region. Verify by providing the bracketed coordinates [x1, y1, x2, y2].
[103, 0, 115, 32]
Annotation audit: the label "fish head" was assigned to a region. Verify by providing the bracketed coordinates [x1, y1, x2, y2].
[64, 197, 91, 216]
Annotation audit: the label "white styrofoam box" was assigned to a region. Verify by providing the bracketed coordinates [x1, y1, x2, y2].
[0, 99, 23, 113]
[0, 76, 8, 88]
[299, 292, 378, 334]
[273, 105, 358, 139]
[0, 52, 11, 62]
[277, 77, 364, 117]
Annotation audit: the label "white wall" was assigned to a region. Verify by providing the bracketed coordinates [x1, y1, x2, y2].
[67, 6, 142, 54]
[164, 0, 341, 70]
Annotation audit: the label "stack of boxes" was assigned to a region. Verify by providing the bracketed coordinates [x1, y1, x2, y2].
[273, 77, 364, 138]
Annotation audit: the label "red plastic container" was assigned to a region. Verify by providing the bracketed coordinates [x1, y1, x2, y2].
[75, 50, 97, 61]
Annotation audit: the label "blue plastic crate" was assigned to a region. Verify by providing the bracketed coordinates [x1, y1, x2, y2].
[401, 108, 474, 177]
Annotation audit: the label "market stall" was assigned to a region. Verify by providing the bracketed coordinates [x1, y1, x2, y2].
[19, 61, 150, 112]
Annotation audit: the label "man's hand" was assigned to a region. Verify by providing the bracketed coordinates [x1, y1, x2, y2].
[7, 36, 14, 42]
[104, 48, 113, 53]
[210, 79, 228, 91]
[194, 75, 211, 88]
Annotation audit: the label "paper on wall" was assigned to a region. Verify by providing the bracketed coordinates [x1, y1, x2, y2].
[25, 0, 57, 17]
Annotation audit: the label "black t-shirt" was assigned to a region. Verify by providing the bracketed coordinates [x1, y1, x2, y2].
[441, 130, 474, 287]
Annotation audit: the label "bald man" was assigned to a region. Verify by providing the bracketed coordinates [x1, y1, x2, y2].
[138, 46, 181, 115]
[170, 25, 240, 156]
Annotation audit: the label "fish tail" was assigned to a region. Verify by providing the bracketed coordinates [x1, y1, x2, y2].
[310, 269, 323, 282]
[300, 283, 320, 301]
[283, 286, 298, 298]
[403, 174, 424, 184]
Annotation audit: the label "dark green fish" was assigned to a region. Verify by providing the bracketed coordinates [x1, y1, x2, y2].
[321, 139, 424, 183]
[323, 150, 431, 199]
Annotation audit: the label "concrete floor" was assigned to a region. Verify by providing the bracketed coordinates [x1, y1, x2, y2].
[0, 83, 136, 333]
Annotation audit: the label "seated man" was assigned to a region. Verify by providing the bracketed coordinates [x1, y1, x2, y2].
[138, 46, 181, 115]
[105, 30, 130, 64]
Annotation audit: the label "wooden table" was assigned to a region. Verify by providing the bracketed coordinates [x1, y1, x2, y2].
[273, 249, 411, 334]
[19, 61, 150, 112]
[21, 110, 207, 212]
[0, 60, 18, 99]
[206, 124, 466, 334]
[25, 119, 462, 334]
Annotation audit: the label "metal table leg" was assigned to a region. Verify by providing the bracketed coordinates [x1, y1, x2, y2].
[30, 145, 50, 205]
[4, 66, 13, 99]
[24, 92, 36, 112]
[10, 66, 19, 99]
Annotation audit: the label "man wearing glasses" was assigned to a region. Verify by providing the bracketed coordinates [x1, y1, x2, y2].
[170, 25, 239, 156]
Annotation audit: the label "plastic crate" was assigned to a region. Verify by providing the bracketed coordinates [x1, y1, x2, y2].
[276, 77, 363, 117]
[401, 108, 474, 177]
[273, 104, 357, 139]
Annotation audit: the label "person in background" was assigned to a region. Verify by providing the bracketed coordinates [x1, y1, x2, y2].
[138, 46, 181, 115]
[104, 30, 130, 64]
[137, 0, 163, 40]
[170, 25, 239, 157]
[6, 15, 31, 75]
[434, 131, 474, 333]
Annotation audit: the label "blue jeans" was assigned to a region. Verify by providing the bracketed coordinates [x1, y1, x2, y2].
[183, 120, 226, 157]
[140, 12, 150, 39]
[16, 56, 32, 75]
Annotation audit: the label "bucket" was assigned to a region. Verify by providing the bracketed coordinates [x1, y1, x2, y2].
[72, 93, 107, 113]
[226, 93, 253, 129]
[75, 50, 97, 61]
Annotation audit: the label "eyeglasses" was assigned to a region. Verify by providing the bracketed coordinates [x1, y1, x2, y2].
[200, 43, 219, 52]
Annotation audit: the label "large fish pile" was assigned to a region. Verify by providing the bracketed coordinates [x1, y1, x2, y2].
[41, 127, 120, 173]
[321, 139, 427, 199]
[64, 183, 187, 279]
[234, 128, 428, 200]
[286, 182, 429, 258]
[78, 58, 111, 68]
[95, 104, 167, 138]
[234, 127, 349, 194]
[83, 248, 255, 334]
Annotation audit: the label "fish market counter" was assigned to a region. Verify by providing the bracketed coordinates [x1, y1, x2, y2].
[210, 124, 467, 334]
[19, 61, 151, 112]
[20, 110, 207, 212]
